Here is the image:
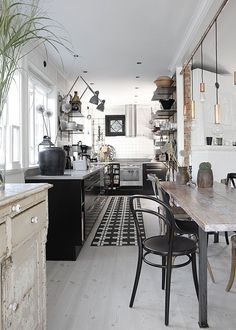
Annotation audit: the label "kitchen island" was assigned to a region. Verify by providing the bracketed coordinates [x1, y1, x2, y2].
[25, 165, 106, 260]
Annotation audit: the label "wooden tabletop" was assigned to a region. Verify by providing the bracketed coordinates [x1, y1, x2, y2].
[161, 181, 236, 232]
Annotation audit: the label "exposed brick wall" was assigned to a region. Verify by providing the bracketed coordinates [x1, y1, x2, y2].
[183, 65, 192, 166]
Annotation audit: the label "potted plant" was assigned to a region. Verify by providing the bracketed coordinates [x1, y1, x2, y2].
[0, 0, 71, 188]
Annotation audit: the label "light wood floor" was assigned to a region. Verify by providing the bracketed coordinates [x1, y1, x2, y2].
[47, 198, 236, 330]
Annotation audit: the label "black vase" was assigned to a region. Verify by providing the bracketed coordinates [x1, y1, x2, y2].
[39, 147, 66, 176]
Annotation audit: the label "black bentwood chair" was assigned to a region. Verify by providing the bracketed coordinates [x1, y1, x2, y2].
[129, 195, 199, 326]
[226, 172, 236, 188]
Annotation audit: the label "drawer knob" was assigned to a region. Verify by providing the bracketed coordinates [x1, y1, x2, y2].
[31, 216, 38, 224]
[11, 204, 21, 213]
[9, 302, 18, 312]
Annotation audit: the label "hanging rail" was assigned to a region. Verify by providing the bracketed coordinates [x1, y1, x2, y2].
[180, 0, 229, 74]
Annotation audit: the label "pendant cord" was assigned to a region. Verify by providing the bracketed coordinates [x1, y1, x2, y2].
[201, 43, 204, 83]
[191, 58, 194, 99]
[215, 19, 219, 104]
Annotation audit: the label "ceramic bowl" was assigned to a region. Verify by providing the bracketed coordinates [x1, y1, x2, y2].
[159, 99, 175, 109]
[65, 121, 77, 130]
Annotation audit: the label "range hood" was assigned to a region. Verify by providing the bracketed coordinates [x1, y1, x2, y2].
[125, 104, 137, 137]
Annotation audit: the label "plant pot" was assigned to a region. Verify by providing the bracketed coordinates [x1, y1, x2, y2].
[39, 147, 66, 176]
[176, 166, 189, 185]
[197, 169, 213, 188]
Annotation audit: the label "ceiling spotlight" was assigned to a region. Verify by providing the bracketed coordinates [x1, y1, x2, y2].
[73, 54, 79, 58]
[90, 82, 94, 85]
[83, 70, 88, 73]
[96, 100, 105, 111]
[89, 91, 99, 105]
[136, 76, 140, 78]
[137, 61, 142, 64]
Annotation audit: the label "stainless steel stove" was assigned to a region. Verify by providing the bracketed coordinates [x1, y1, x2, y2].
[114, 158, 150, 187]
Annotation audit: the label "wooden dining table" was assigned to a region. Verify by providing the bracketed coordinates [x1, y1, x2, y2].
[161, 181, 236, 328]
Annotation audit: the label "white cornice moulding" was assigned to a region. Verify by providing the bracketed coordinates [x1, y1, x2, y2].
[169, 0, 225, 72]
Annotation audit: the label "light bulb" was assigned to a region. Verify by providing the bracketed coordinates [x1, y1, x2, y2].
[191, 100, 195, 119]
[214, 104, 221, 124]
[200, 92, 206, 103]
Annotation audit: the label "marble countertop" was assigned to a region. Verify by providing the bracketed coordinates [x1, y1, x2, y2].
[25, 164, 105, 181]
[0, 183, 51, 206]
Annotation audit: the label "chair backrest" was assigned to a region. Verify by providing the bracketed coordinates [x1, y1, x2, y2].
[226, 173, 236, 188]
[129, 195, 176, 243]
[147, 173, 169, 204]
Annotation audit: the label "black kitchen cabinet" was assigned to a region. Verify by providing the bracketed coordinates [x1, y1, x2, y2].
[143, 162, 168, 194]
[26, 169, 105, 260]
[84, 170, 106, 239]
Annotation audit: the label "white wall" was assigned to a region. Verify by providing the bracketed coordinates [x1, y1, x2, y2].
[190, 68, 236, 182]
[74, 103, 154, 159]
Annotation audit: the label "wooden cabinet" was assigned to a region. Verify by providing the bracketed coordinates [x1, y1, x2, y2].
[0, 183, 50, 330]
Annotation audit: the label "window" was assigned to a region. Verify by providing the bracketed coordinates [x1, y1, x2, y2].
[5, 71, 21, 170]
[28, 74, 54, 165]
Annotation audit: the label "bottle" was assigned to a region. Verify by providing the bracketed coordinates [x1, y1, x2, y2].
[38, 135, 54, 152]
[71, 91, 81, 112]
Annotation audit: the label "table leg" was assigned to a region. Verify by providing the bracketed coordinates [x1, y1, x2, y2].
[198, 228, 209, 328]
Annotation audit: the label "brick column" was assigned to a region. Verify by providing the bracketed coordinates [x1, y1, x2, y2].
[183, 65, 192, 166]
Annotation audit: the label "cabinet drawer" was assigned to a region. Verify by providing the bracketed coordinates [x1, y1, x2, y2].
[12, 201, 47, 247]
[10, 191, 46, 218]
[0, 222, 7, 260]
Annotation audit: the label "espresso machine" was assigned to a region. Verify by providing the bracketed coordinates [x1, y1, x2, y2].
[77, 141, 91, 160]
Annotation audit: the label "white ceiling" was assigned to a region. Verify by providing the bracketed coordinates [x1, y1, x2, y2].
[39, 0, 226, 107]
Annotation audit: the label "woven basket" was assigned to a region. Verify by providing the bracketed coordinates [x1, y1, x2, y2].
[154, 76, 173, 87]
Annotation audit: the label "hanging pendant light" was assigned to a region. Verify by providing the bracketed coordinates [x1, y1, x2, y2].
[191, 58, 195, 120]
[200, 42, 206, 102]
[214, 19, 220, 124]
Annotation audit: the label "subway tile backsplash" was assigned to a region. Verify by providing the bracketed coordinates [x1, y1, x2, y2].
[105, 136, 153, 159]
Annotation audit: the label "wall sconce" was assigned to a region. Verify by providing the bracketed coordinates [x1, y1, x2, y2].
[200, 42, 206, 102]
[61, 75, 106, 113]
[191, 58, 195, 120]
[214, 19, 220, 124]
[96, 100, 105, 111]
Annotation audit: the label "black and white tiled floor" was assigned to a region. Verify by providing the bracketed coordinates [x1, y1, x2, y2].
[91, 196, 145, 246]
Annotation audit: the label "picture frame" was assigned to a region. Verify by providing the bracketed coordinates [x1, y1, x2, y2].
[105, 115, 126, 136]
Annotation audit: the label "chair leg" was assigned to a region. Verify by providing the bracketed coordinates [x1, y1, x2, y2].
[207, 259, 216, 283]
[129, 246, 143, 307]
[164, 254, 172, 326]
[214, 232, 219, 243]
[162, 256, 166, 290]
[226, 246, 236, 292]
[191, 253, 199, 299]
[225, 231, 229, 245]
